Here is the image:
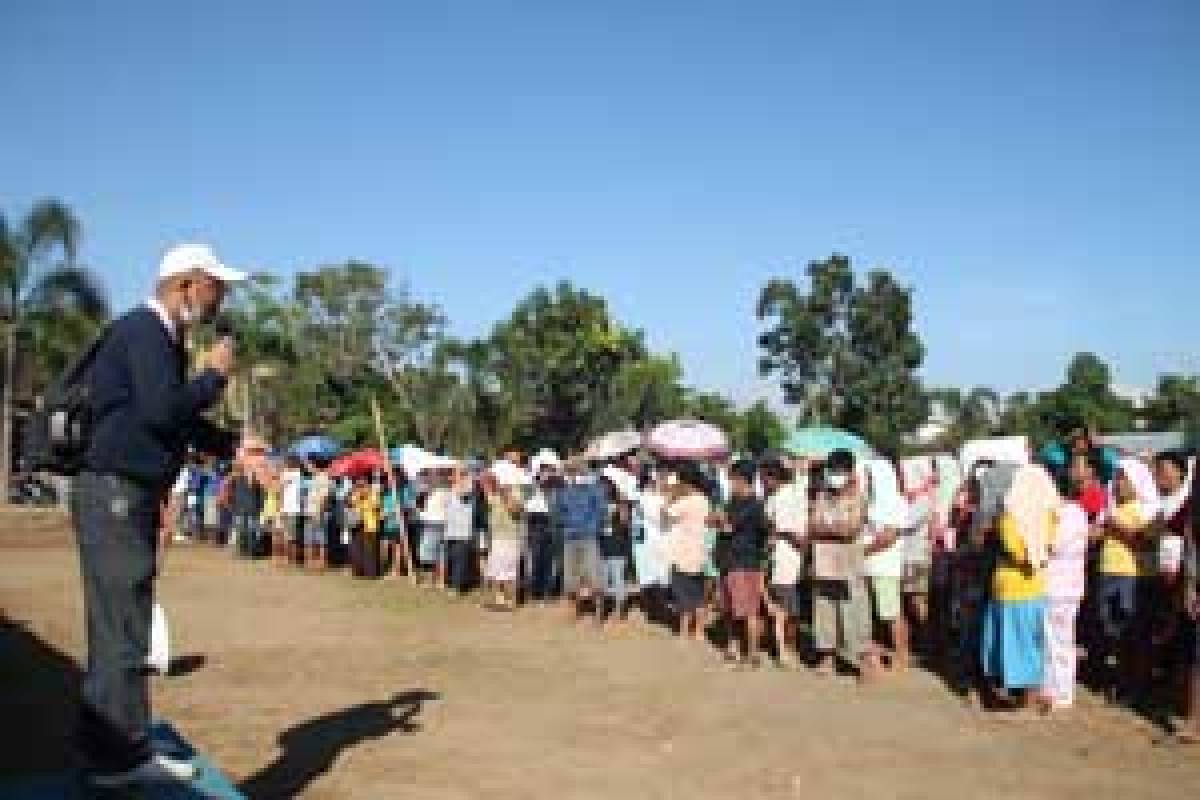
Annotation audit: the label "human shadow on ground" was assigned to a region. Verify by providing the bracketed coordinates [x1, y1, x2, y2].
[167, 654, 208, 677]
[239, 689, 440, 799]
[0, 615, 82, 773]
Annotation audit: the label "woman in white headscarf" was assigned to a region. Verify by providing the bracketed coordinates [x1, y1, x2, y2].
[863, 459, 912, 670]
[979, 464, 1059, 712]
[1092, 457, 1160, 703]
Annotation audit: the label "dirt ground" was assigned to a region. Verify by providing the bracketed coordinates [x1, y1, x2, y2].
[2, 516, 1198, 800]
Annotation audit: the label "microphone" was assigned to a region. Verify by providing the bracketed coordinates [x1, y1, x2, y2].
[212, 316, 236, 353]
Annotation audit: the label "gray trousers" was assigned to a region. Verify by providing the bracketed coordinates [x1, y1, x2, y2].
[812, 576, 872, 666]
[71, 471, 162, 772]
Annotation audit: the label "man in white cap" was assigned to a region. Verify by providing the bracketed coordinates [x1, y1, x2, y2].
[73, 243, 246, 787]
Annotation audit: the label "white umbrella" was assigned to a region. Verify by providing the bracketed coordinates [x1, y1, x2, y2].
[601, 465, 639, 501]
[585, 429, 643, 461]
[530, 448, 562, 475]
[646, 420, 729, 460]
[489, 459, 532, 487]
[423, 454, 460, 472]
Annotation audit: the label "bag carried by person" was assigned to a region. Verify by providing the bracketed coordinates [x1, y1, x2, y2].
[22, 327, 111, 476]
[147, 602, 171, 675]
[811, 540, 855, 582]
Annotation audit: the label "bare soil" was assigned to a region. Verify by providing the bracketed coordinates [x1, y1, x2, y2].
[2, 517, 1197, 799]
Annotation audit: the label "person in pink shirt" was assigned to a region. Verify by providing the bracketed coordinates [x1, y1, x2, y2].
[664, 463, 714, 644]
[1043, 501, 1089, 711]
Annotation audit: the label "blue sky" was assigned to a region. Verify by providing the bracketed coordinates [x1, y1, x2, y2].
[3, 1, 1197, 405]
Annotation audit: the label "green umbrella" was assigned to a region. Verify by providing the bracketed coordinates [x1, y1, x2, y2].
[783, 427, 872, 458]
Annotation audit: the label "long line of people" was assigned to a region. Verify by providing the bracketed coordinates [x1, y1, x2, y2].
[164, 441, 1199, 740]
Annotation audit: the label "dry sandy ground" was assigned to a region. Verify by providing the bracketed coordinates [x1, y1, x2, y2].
[2, 516, 1198, 799]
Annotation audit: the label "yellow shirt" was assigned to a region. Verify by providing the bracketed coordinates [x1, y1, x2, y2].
[260, 488, 279, 525]
[352, 490, 381, 535]
[991, 512, 1046, 602]
[1099, 502, 1150, 577]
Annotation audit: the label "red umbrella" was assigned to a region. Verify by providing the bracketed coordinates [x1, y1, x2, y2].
[328, 449, 387, 479]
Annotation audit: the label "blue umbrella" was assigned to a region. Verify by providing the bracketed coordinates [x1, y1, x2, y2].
[783, 427, 872, 458]
[288, 435, 342, 459]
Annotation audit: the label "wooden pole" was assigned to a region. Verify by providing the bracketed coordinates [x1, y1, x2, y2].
[371, 393, 416, 585]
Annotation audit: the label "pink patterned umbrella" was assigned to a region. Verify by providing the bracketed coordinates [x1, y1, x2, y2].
[645, 420, 729, 460]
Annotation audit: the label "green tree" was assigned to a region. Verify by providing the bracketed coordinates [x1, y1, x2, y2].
[0, 200, 108, 497]
[596, 354, 688, 434]
[1037, 352, 1135, 434]
[480, 282, 647, 453]
[757, 254, 927, 454]
[734, 399, 787, 456]
[1142, 374, 1200, 441]
[927, 385, 999, 447]
[996, 390, 1053, 443]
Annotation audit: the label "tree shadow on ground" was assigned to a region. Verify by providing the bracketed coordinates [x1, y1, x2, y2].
[239, 689, 440, 799]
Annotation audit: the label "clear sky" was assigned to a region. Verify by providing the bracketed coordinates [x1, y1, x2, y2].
[3, 1, 1197, 405]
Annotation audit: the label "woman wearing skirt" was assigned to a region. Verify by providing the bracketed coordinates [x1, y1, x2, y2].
[483, 473, 526, 610]
[980, 464, 1059, 714]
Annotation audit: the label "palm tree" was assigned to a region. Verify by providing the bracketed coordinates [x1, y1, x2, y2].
[0, 200, 108, 500]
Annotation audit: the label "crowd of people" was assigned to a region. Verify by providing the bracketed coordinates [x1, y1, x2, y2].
[164, 430, 1199, 740]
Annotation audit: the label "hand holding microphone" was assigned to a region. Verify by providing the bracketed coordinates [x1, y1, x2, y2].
[206, 317, 236, 377]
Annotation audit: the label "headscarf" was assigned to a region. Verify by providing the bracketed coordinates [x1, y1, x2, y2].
[864, 458, 909, 529]
[1004, 464, 1061, 568]
[933, 454, 963, 518]
[973, 461, 1020, 535]
[1159, 457, 1194, 519]
[1111, 457, 1159, 520]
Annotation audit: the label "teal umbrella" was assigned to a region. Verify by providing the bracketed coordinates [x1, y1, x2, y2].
[783, 427, 871, 458]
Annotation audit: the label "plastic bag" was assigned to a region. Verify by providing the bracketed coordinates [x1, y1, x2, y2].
[147, 602, 171, 674]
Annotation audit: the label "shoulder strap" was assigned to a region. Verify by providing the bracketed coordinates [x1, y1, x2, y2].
[50, 323, 113, 394]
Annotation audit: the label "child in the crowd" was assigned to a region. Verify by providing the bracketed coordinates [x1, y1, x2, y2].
[862, 459, 911, 671]
[809, 449, 878, 682]
[714, 460, 769, 669]
[762, 458, 808, 670]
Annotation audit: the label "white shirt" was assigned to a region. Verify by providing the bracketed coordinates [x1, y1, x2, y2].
[145, 297, 178, 342]
[525, 486, 550, 515]
[863, 525, 907, 578]
[421, 487, 451, 524]
[280, 470, 305, 515]
[172, 467, 191, 495]
[766, 479, 809, 584]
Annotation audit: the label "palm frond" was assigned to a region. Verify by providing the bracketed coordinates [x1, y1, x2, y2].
[22, 199, 81, 266]
[26, 264, 109, 320]
[0, 214, 24, 316]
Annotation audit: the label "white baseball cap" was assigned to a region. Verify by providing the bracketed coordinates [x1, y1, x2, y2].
[157, 243, 247, 284]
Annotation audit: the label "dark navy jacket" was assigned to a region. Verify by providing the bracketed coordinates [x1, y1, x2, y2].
[84, 306, 236, 490]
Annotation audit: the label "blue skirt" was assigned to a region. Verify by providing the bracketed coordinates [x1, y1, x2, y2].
[980, 596, 1046, 690]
